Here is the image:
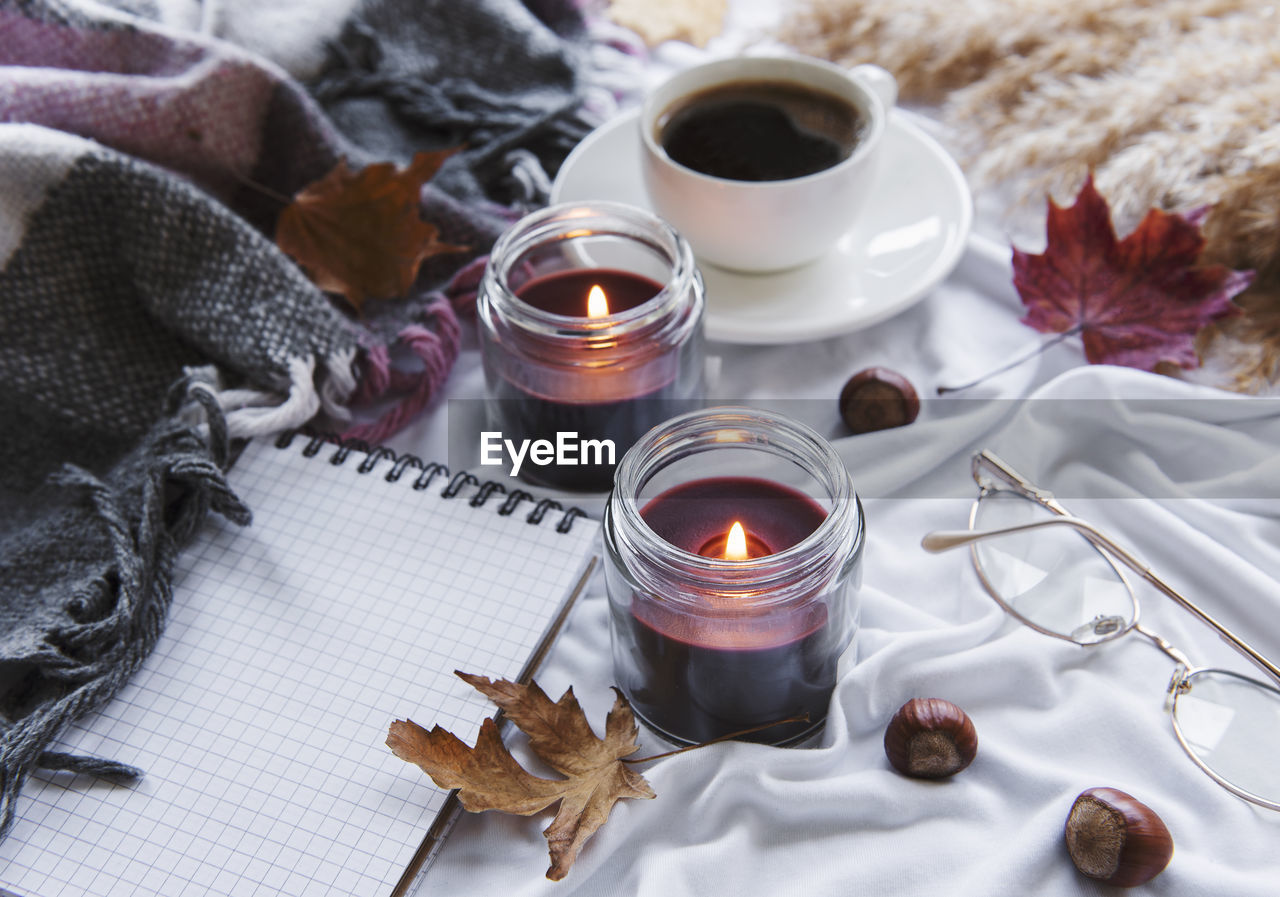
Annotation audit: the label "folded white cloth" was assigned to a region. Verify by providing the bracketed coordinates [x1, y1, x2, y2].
[426, 364, 1280, 896]
[401, 5, 1280, 888]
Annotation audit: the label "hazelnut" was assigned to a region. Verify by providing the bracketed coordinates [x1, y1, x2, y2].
[883, 697, 978, 779]
[839, 367, 920, 434]
[1065, 787, 1173, 887]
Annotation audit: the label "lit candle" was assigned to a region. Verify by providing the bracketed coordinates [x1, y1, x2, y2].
[478, 203, 706, 492]
[723, 521, 748, 560]
[696, 517, 773, 560]
[587, 284, 609, 319]
[604, 409, 865, 747]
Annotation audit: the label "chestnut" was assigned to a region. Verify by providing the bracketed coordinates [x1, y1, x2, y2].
[1065, 787, 1173, 887]
[839, 367, 920, 434]
[883, 697, 978, 779]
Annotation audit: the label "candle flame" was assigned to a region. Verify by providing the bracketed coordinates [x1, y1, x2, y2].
[724, 521, 749, 561]
[587, 284, 609, 319]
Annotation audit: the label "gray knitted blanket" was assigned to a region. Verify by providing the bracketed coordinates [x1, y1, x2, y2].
[0, 0, 598, 838]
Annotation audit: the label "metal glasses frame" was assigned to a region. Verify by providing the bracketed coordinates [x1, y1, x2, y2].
[922, 449, 1280, 811]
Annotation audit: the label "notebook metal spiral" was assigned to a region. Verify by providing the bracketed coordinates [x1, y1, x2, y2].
[272, 429, 589, 534]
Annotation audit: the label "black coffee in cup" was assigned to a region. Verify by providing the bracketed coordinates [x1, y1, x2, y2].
[656, 80, 866, 182]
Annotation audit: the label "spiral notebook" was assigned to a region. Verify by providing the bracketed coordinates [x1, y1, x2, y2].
[0, 433, 601, 897]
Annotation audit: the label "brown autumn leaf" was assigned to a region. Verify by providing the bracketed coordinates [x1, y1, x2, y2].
[387, 672, 655, 881]
[276, 150, 467, 313]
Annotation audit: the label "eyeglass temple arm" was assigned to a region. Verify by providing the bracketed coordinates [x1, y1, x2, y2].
[923, 518, 1280, 689]
[972, 450, 1070, 514]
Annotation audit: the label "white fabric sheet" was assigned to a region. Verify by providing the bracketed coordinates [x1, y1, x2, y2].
[379, 3, 1280, 891]
[406, 366, 1280, 897]
[385, 230, 1280, 897]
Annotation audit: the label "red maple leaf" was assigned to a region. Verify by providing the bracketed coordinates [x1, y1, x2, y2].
[1013, 175, 1251, 370]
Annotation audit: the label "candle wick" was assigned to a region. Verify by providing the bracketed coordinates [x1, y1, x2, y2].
[622, 713, 812, 764]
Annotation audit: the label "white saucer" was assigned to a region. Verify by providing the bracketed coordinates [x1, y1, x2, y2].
[550, 109, 973, 345]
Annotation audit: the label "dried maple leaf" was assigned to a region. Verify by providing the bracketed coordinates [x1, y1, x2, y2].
[1013, 174, 1252, 370]
[276, 150, 466, 312]
[387, 672, 655, 881]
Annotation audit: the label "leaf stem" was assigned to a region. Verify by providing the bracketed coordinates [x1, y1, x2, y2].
[936, 324, 1084, 395]
[623, 714, 812, 764]
[230, 169, 296, 207]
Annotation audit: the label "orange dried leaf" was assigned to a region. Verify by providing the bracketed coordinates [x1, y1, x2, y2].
[387, 673, 655, 881]
[276, 150, 466, 312]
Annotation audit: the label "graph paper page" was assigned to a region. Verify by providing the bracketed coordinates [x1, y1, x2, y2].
[0, 438, 599, 897]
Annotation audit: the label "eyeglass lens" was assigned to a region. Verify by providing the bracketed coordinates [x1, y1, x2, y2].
[971, 492, 1136, 644]
[1173, 669, 1280, 806]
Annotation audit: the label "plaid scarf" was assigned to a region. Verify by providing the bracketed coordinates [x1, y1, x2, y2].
[0, 0, 599, 837]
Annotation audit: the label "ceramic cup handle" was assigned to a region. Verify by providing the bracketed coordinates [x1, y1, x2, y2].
[850, 63, 898, 110]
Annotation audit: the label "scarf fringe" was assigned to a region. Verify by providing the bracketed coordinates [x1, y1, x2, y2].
[0, 381, 251, 840]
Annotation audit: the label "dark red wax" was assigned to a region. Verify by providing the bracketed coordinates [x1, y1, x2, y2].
[621, 478, 837, 745]
[515, 268, 661, 317]
[495, 268, 673, 491]
[641, 477, 826, 557]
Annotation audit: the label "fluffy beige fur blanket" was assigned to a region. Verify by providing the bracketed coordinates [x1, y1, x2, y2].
[780, 0, 1280, 389]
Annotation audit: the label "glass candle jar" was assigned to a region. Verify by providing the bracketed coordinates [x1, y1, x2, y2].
[603, 407, 865, 747]
[477, 202, 705, 492]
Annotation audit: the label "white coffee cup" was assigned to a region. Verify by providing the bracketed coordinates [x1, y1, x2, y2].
[640, 54, 897, 274]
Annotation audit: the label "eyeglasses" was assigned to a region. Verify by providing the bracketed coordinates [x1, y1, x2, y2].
[922, 450, 1280, 811]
